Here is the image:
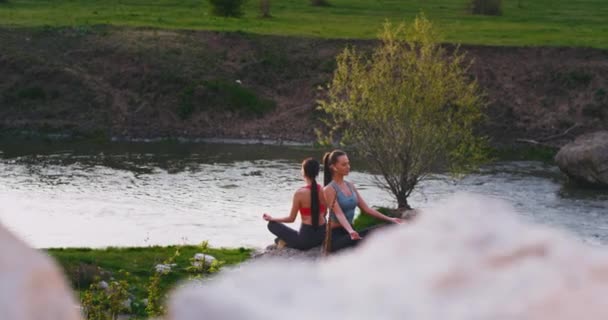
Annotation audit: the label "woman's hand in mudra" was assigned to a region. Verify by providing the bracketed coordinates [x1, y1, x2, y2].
[262, 213, 273, 222]
[390, 217, 403, 224]
[349, 230, 362, 240]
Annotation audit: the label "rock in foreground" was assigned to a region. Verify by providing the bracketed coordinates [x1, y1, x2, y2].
[0, 223, 81, 320]
[168, 193, 608, 320]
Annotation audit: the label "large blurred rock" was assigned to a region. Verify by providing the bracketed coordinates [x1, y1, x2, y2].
[0, 223, 80, 320]
[167, 193, 608, 320]
[555, 131, 608, 187]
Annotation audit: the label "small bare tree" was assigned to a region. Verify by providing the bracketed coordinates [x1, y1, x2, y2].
[469, 0, 502, 15]
[318, 15, 487, 209]
[259, 0, 271, 18]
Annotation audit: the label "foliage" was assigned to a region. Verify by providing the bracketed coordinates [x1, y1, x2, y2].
[203, 80, 276, 117]
[145, 248, 180, 317]
[178, 86, 196, 120]
[353, 207, 396, 231]
[469, 0, 502, 16]
[184, 241, 225, 276]
[318, 15, 487, 208]
[310, 0, 330, 6]
[207, 0, 247, 17]
[488, 145, 557, 163]
[551, 70, 592, 89]
[259, 0, 271, 18]
[48, 245, 252, 318]
[17, 86, 46, 100]
[81, 274, 130, 320]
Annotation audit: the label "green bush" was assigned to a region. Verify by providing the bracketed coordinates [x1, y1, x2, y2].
[551, 70, 592, 89]
[259, 0, 271, 18]
[352, 207, 397, 231]
[17, 86, 46, 100]
[208, 0, 247, 17]
[595, 88, 607, 101]
[203, 80, 275, 116]
[469, 0, 502, 15]
[81, 276, 130, 320]
[310, 0, 330, 6]
[178, 86, 195, 120]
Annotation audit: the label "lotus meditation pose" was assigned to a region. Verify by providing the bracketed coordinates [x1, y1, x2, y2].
[262, 158, 327, 250]
[322, 149, 402, 252]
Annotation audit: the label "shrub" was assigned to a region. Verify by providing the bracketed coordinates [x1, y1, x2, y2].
[353, 207, 396, 231]
[203, 80, 275, 117]
[146, 249, 180, 317]
[310, 0, 329, 7]
[310, 0, 330, 6]
[208, 0, 247, 17]
[595, 88, 607, 101]
[318, 15, 487, 209]
[17, 86, 46, 100]
[178, 86, 195, 120]
[81, 276, 130, 320]
[259, 0, 271, 18]
[469, 0, 502, 16]
[551, 70, 592, 89]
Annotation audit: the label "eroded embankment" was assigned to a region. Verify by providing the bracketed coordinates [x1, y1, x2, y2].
[1, 26, 607, 146]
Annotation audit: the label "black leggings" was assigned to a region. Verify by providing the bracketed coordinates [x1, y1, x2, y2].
[267, 221, 326, 250]
[329, 223, 392, 253]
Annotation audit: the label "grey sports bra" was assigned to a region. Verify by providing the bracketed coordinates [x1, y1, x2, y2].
[329, 181, 358, 224]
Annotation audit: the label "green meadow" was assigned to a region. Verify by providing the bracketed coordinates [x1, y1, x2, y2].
[47, 245, 252, 316]
[0, 0, 607, 48]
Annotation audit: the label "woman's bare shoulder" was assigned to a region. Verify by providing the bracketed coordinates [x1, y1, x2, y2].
[323, 184, 336, 191]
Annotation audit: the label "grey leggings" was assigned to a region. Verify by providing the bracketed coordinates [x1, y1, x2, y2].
[267, 221, 326, 250]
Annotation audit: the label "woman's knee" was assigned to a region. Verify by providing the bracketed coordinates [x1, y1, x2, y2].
[267, 221, 282, 234]
[330, 237, 357, 252]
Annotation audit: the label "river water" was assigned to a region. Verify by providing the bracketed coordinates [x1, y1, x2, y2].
[0, 141, 606, 249]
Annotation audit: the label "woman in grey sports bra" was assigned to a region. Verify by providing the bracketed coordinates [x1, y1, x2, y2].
[322, 149, 402, 252]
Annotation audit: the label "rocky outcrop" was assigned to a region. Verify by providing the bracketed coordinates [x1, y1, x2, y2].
[555, 131, 608, 187]
[167, 193, 608, 320]
[251, 245, 325, 261]
[0, 223, 81, 320]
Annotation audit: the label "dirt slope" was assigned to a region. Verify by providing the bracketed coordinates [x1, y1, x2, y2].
[1, 26, 606, 146]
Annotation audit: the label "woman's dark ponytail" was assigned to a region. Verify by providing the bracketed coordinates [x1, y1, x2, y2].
[310, 178, 319, 228]
[323, 152, 332, 187]
[302, 158, 320, 228]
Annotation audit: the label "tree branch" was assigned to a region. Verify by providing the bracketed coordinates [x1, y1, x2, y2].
[516, 124, 580, 146]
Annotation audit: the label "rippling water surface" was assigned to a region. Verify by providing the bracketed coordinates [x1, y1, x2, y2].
[0, 141, 606, 248]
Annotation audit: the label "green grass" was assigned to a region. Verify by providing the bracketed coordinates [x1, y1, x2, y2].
[46, 244, 252, 316]
[488, 145, 558, 163]
[0, 0, 607, 48]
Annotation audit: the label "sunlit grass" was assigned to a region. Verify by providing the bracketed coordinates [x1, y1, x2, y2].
[0, 0, 606, 47]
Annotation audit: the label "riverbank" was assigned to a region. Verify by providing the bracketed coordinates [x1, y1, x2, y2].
[1, 27, 607, 149]
[46, 244, 252, 317]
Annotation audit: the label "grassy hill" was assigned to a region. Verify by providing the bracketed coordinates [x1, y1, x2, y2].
[0, 0, 607, 48]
